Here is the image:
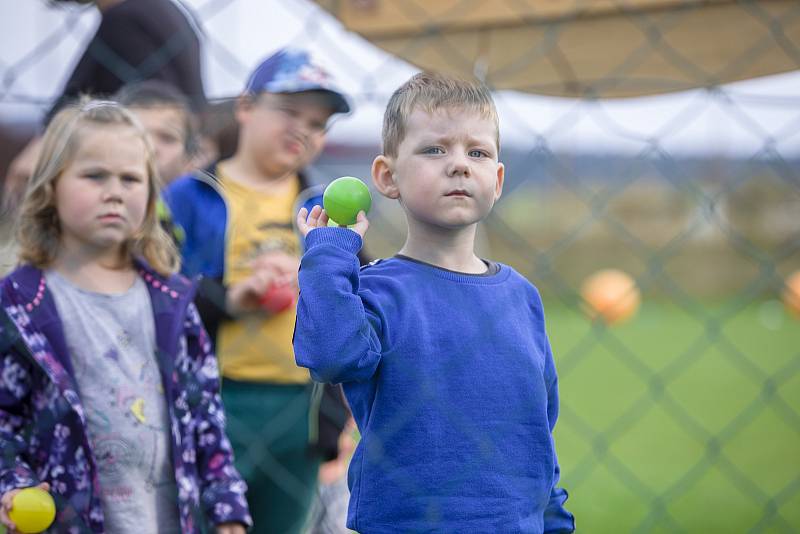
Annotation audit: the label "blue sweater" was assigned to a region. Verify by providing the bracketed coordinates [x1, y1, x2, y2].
[294, 228, 575, 533]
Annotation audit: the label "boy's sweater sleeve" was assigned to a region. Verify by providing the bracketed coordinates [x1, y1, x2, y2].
[543, 338, 576, 533]
[294, 227, 383, 384]
[184, 303, 252, 529]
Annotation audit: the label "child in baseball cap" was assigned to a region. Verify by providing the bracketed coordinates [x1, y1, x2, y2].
[163, 47, 353, 534]
[244, 47, 350, 113]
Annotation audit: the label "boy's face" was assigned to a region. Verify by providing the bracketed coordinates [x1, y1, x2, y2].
[237, 92, 333, 178]
[374, 106, 504, 231]
[131, 105, 190, 185]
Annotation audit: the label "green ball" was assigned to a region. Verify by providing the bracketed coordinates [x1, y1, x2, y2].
[323, 176, 372, 226]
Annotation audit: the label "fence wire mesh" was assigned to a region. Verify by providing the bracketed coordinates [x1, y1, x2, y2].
[1, 1, 799, 533]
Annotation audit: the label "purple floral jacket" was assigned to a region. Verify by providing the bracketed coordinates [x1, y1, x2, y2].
[0, 263, 252, 533]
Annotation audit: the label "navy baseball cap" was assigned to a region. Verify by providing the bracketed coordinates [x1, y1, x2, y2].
[244, 48, 351, 114]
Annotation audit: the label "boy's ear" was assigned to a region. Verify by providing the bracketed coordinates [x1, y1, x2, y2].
[234, 94, 256, 124]
[371, 155, 400, 199]
[494, 161, 505, 201]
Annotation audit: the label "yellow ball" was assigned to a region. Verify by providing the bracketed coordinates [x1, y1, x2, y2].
[581, 269, 640, 325]
[9, 488, 56, 534]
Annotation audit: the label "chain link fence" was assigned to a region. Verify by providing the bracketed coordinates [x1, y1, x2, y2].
[2, 1, 799, 533]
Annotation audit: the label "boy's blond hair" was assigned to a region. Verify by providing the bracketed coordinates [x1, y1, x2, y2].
[15, 99, 180, 275]
[381, 72, 499, 158]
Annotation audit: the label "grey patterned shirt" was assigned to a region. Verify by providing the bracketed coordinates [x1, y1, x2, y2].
[45, 271, 181, 534]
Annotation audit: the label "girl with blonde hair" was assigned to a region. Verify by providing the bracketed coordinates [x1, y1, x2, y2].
[0, 100, 251, 533]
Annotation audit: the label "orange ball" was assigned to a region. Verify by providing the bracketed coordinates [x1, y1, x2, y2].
[783, 270, 800, 318]
[581, 269, 640, 325]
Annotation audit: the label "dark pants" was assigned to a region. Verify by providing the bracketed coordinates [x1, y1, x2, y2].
[222, 379, 321, 534]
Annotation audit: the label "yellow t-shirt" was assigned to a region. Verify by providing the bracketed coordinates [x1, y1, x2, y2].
[216, 170, 309, 383]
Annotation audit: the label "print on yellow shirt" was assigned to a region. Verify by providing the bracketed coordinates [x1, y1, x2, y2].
[217, 172, 309, 383]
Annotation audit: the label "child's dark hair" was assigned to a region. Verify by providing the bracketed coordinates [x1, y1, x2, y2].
[115, 80, 198, 155]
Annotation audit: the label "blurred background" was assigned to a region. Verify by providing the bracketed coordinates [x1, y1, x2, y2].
[1, 0, 799, 532]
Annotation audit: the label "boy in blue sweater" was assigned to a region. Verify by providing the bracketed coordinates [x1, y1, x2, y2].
[294, 72, 575, 533]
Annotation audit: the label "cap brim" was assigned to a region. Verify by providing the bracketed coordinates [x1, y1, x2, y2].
[325, 91, 351, 114]
[272, 86, 350, 114]
[298, 88, 350, 114]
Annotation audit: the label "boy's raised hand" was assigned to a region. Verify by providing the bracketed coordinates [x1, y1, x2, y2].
[0, 482, 51, 533]
[297, 205, 369, 239]
[297, 205, 329, 236]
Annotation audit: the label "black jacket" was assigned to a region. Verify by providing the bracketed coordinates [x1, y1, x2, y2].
[48, 0, 205, 120]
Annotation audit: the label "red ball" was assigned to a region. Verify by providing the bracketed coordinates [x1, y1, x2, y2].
[260, 283, 296, 313]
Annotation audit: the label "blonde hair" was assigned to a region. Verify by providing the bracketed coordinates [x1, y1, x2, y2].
[382, 72, 499, 158]
[15, 99, 180, 275]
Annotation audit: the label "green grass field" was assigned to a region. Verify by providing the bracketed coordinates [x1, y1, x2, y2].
[547, 298, 800, 533]
[1, 299, 795, 533]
